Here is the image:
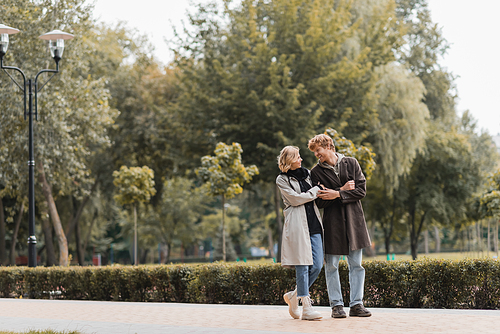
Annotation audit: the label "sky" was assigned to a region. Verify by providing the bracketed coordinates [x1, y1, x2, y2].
[92, 0, 500, 136]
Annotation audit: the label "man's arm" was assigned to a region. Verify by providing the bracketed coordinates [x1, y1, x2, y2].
[339, 159, 366, 203]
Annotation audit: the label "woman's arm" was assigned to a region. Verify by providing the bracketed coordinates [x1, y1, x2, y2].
[311, 169, 337, 209]
[276, 175, 321, 207]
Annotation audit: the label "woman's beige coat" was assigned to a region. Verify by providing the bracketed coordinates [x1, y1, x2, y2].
[276, 171, 323, 268]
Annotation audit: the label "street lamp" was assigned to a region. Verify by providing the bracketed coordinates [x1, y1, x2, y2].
[0, 23, 74, 267]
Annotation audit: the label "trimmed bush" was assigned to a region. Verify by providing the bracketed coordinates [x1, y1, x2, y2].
[0, 259, 499, 309]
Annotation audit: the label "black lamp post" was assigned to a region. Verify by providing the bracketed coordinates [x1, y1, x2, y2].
[0, 23, 74, 267]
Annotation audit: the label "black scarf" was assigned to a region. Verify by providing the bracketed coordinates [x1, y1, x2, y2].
[283, 167, 322, 235]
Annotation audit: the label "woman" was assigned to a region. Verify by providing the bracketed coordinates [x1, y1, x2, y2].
[276, 146, 323, 320]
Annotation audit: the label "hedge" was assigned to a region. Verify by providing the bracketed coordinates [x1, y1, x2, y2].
[1, 259, 499, 309]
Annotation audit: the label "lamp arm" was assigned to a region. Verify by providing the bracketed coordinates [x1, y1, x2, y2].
[35, 66, 59, 93]
[1, 62, 26, 91]
[34, 65, 59, 121]
[1, 57, 27, 119]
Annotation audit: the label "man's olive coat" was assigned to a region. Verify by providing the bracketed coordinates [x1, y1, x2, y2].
[310, 156, 371, 255]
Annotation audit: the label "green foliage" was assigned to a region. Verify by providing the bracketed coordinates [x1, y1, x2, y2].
[325, 128, 376, 180]
[369, 63, 429, 188]
[199, 206, 246, 240]
[480, 169, 500, 219]
[1, 259, 500, 308]
[0, 0, 117, 200]
[196, 142, 258, 199]
[142, 177, 210, 261]
[174, 0, 403, 180]
[113, 166, 156, 206]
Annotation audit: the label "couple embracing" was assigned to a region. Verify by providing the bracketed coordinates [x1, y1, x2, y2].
[276, 134, 372, 320]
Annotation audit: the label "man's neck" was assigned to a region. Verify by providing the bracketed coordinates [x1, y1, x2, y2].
[324, 151, 338, 166]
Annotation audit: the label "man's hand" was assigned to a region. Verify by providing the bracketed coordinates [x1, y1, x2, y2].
[317, 189, 340, 200]
[340, 180, 355, 191]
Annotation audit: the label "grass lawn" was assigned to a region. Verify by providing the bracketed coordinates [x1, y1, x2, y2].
[366, 251, 499, 262]
[0, 331, 83, 334]
[164, 251, 499, 266]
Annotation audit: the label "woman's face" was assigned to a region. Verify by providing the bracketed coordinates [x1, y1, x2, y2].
[290, 153, 302, 170]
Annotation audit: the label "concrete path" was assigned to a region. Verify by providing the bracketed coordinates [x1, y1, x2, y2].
[0, 299, 499, 333]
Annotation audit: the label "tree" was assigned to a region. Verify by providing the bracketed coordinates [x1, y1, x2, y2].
[196, 142, 258, 261]
[402, 124, 486, 259]
[363, 62, 429, 255]
[113, 166, 156, 265]
[151, 176, 209, 262]
[173, 0, 403, 179]
[480, 169, 500, 256]
[0, 0, 117, 266]
[199, 205, 247, 261]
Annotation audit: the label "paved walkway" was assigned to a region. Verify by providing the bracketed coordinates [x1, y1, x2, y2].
[0, 299, 499, 333]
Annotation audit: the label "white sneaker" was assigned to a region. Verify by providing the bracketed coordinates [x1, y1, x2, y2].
[300, 296, 322, 320]
[283, 289, 300, 319]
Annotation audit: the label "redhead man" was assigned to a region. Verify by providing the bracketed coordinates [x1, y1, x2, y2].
[308, 134, 372, 318]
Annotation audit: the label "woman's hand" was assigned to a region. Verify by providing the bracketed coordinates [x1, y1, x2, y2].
[317, 189, 340, 200]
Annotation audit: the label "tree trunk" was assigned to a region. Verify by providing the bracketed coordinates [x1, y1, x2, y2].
[0, 197, 6, 265]
[476, 222, 482, 255]
[364, 223, 376, 257]
[221, 194, 226, 262]
[165, 242, 171, 263]
[466, 227, 470, 253]
[266, 217, 275, 259]
[434, 226, 441, 253]
[274, 185, 283, 263]
[140, 248, 149, 264]
[495, 220, 499, 258]
[487, 220, 491, 255]
[75, 213, 85, 265]
[384, 232, 391, 256]
[383, 195, 397, 255]
[424, 230, 429, 255]
[38, 161, 69, 266]
[409, 209, 426, 260]
[134, 203, 138, 265]
[65, 180, 97, 246]
[40, 205, 57, 266]
[83, 209, 98, 254]
[9, 202, 24, 266]
[180, 241, 185, 263]
[409, 208, 417, 260]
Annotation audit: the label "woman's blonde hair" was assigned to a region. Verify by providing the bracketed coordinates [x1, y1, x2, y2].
[277, 146, 300, 173]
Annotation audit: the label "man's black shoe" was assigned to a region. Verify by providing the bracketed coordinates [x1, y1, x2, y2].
[349, 304, 372, 317]
[331, 305, 347, 318]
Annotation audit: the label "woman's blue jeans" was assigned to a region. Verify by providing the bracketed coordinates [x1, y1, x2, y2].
[295, 233, 323, 298]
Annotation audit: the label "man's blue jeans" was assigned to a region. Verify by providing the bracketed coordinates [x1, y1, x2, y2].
[324, 249, 365, 307]
[295, 233, 323, 298]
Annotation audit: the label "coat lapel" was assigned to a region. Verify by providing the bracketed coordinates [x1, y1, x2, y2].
[324, 166, 342, 188]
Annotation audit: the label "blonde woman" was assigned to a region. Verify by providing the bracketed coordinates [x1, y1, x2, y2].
[276, 146, 323, 320]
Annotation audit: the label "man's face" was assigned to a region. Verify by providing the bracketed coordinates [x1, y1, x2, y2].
[313, 146, 333, 163]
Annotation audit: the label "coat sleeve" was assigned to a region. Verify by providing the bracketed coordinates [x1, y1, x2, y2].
[310, 168, 336, 209]
[339, 158, 366, 204]
[276, 175, 320, 207]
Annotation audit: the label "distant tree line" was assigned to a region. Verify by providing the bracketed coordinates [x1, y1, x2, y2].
[0, 0, 499, 266]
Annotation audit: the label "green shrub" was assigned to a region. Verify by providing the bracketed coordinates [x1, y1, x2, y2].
[0, 259, 499, 309]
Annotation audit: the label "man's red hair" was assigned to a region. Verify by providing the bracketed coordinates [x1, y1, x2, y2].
[308, 134, 335, 152]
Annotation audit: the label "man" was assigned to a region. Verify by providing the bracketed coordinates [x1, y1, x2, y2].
[308, 134, 372, 318]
